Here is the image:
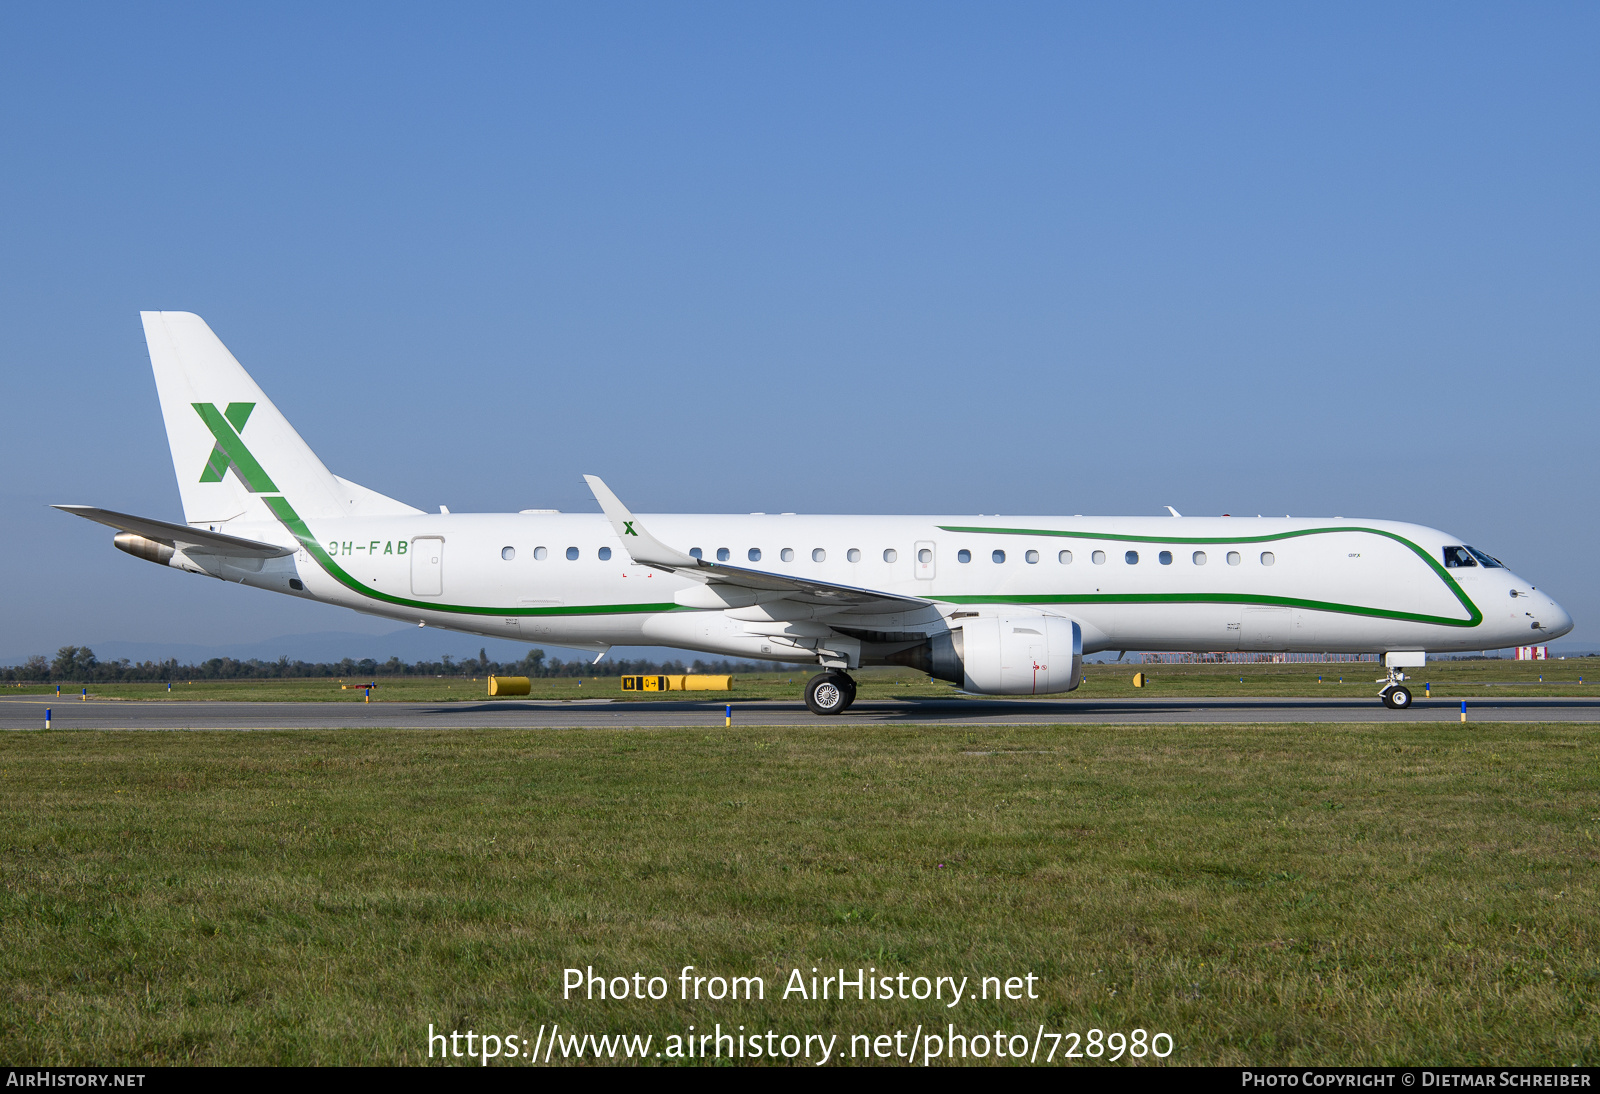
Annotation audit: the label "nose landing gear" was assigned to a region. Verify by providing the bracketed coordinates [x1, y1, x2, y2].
[804, 671, 857, 715]
[1381, 684, 1413, 709]
[1378, 668, 1413, 710]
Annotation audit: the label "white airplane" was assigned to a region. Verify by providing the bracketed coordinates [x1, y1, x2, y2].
[58, 312, 1573, 715]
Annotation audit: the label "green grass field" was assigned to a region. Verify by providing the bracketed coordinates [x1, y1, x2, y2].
[6, 657, 1597, 703]
[2, 721, 1596, 1065]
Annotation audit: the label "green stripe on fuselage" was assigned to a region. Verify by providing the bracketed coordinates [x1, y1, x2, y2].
[934, 524, 1482, 628]
[262, 495, 682, 618]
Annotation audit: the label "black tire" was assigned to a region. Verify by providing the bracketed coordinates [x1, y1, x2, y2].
[805, 673, 851, 716]
[1383, 685, 1413, 710]
[837, 673, 857, 711]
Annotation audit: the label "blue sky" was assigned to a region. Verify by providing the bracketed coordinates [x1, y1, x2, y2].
[2, 3, 1596, 660]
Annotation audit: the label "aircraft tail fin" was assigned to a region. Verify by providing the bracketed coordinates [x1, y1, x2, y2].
[141, 312, 422, 525]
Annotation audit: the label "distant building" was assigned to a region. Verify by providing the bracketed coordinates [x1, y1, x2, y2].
[1514, 645, 1549, 660]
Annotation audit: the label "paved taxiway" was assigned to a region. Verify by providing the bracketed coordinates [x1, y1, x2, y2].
[3, 695, 1600, 730]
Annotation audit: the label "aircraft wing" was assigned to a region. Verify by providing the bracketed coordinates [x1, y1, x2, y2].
[583, 476, 928, 611]
[54, 505, 296, 558]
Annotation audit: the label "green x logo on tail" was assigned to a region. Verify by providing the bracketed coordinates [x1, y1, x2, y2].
[623, 521, 637, 536]
[192, 402, 278, 493]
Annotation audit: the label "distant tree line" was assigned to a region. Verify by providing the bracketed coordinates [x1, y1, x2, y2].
[1, 645, 796, 684]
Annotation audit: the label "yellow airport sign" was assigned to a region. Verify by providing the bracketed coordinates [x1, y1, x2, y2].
[621, 675, 735, 692]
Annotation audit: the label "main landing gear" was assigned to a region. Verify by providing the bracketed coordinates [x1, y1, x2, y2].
[1378, 668, 1413, 710]
[804, 671, 857, 716]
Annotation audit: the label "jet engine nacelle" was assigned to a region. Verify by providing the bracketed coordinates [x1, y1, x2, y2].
[926, 615, 1083, 695]
[113, 531, 174, 566]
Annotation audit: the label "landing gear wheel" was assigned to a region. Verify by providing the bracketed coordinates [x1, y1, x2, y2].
[1382, 685, 1413, 710]
[805, 672, 855, 716]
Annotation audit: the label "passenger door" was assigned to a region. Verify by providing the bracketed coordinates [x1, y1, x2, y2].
[411, 536, 444, 596]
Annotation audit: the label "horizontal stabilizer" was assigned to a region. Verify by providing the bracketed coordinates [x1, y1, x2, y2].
[53, 505, 295, 558]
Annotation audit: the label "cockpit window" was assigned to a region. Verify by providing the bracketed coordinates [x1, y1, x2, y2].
[1442, 546, 1477, 568]
[1466, 546, 1504, 568]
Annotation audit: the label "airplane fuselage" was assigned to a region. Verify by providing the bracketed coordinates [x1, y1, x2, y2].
[189, 510, 1566, 662]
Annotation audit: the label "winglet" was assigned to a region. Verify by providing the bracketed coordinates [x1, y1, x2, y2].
[1165, 506, 1182, 517]
[583, 475, 701, 568]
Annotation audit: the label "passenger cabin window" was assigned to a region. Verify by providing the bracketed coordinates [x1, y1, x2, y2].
[598, 547, 612, 561]
[1192, 551, 1206, 565]
[689, 548, 702, 559]
[847, 548, 861, 562]
[1226, 551, 1241, 566]
[781, 548, 794, 562]
[748, 548, 761, 562]
[1025, 550, 1039, 564]
[1443, 546, 1477, 568]
[883, 548, 897, 563]
[958, 549, 972, 563]
[1159, 550, 1172, 565]
[992, 550, 1006, 564]
[917, 548, 932, 563]
[1125, 550, 1139, 565]
[1260, 551, 1274, 566]
[812, 548, 826, 562]
[566, 547, 579, 560]
[533, 546, 547, 560]
[1059, 550, 1073, 564]
[717, 547, 730, 562]
[1092, 550, 1106, 565]
[501, 546, 516, 561]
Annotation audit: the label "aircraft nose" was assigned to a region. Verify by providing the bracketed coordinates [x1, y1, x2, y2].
[1541, 597, 1574, 640]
